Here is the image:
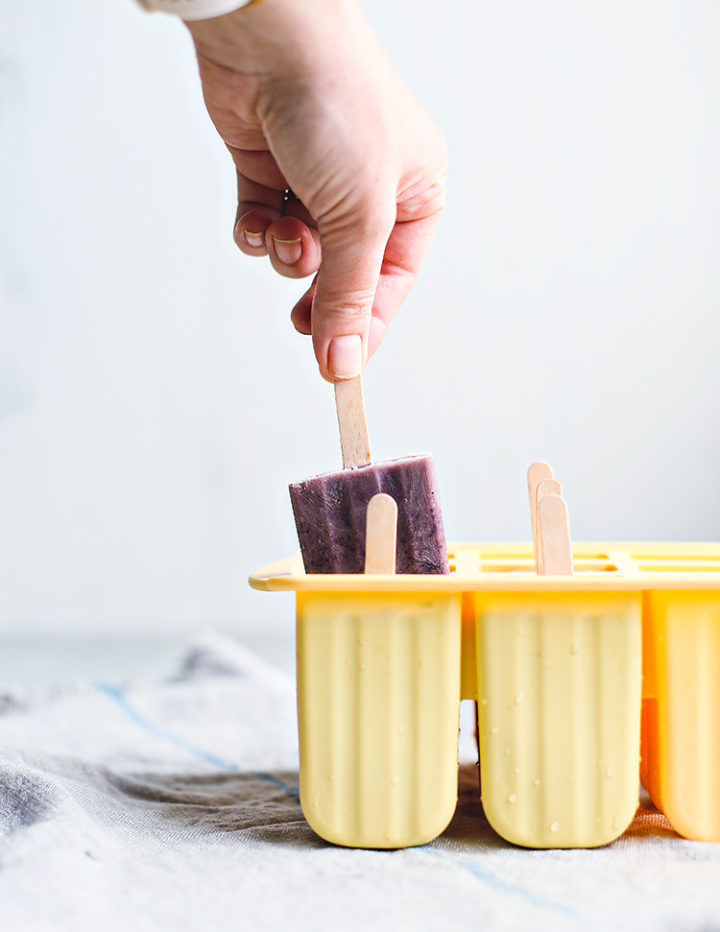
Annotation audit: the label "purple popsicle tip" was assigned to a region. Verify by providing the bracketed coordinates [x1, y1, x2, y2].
[289, 454, 449, 575]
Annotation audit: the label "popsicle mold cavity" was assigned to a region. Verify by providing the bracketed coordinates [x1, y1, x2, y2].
[640, 591, 720, 841]
[474, 592, 642, 848]
[296, 591, 462, 848]
[289, 454, 449, 574]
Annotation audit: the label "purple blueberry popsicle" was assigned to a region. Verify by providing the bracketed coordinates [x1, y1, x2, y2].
[289, 453, 449, 574]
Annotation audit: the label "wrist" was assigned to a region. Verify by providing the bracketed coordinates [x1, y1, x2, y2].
[185, 0, 291, 65]
[138, 0, 256, 21]
[186, 0, 392, 103]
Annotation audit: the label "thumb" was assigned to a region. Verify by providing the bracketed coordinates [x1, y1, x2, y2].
[311, 212, 393, 382]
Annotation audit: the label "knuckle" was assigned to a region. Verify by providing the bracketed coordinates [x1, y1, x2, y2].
[318, 295, 373, 328]
[426, 176, 447, 216]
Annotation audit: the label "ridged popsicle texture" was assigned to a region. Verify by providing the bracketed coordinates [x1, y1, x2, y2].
[640, 592, 720, 841]
[474, 593, 642, 848]
[296, 591, 461, 848]
[289, 454, 448, 574]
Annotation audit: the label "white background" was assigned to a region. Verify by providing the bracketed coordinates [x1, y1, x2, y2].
[1, 0, 719, 638]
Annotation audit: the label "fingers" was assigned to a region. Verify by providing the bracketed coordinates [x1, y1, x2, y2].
[266, 216, 322, 279]
[234, 170, 322, 276]
[311, 209, 395, 382]
[285, 219, 444, 383]
[295, 264, 408, 361]
[234, 164, 442, 380]
[229, 147, 289, 193]
[234, 171, 283, 256]
[290, 279, 315, 334]
[290, 211, 440, 378]
[365, 210, 442, 358]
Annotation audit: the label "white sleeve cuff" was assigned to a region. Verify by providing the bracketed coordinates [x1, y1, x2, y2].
[136, 0, 254, 21]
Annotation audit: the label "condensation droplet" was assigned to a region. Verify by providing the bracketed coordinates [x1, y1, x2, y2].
[392, 776, 399, 785]
[605, 766, 613, 778]
[570, 641, 580, 655]
[360, 662, 367, 670]
[507, 793, 517, 804]
[550, 821, 559, 832]
[514, 692, 524, 704]
[613, 816, 621, 830]
[533, 778, 541, 787]
[504, 747, 511, 756]
[490, 727, 498, 735]
[481, 698, 488, 706]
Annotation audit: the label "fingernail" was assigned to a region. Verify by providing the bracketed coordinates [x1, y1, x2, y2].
[328, 334, 363, 379]
[244, 230, 265, 248]
[273, 236, 302, 265]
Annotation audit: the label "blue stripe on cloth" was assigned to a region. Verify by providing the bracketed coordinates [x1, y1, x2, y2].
[421, 847, 577, 917]
[93, 681, 300, 802]
[252, 771, 300, 802]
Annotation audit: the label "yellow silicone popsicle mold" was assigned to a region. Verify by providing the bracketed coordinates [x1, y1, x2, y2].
[640, 568, 720, 841]
[296, 591, 461, 848]
[474, 590, 641, 848]
[249, 542, 720, 849]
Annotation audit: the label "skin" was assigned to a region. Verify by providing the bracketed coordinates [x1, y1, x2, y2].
[186, 0, 448, 381]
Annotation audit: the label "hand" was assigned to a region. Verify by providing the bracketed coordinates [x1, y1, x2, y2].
[186, 0, 447, 381]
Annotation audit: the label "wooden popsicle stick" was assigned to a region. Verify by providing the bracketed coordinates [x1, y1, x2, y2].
[537, 493, 573, 576]
[527, 462, 553, 572]
[335, 376, 372, 469]
[364, 493, 398, 574]
[537, 478, 562, 500]
[535, 478, 563, 574]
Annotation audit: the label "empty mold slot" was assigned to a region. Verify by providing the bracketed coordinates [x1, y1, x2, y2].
[478, 558, 618, 574]
[447, 549, 483, 576]
[479, 558, 536, 574]
[631, 553, 720, 563]
[574, 561, 619, 573]
[475, 551, 534, 560]
[637, 562, 720, 573]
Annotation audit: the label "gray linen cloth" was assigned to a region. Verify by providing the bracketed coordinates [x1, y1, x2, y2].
[1, 632, 719, 932]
